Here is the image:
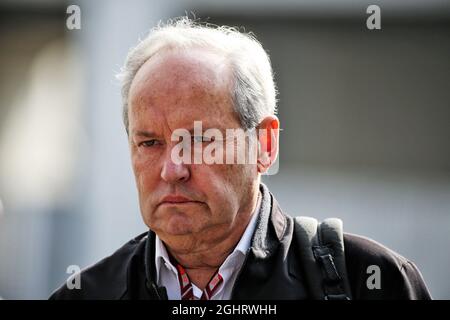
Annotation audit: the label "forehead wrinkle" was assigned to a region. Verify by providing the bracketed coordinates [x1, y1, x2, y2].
[129, 48, 239, 136]
[131, 69, 231, 122]
[134, 48, 232, 97]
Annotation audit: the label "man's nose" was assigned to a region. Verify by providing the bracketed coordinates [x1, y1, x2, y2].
[160, 150, 190, 183]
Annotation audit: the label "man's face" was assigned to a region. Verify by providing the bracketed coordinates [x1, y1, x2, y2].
[128, 48, 259, 248]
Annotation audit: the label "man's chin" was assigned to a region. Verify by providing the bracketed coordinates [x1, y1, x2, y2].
[164, 225, 195, 236]
[159, 214, 199, 237]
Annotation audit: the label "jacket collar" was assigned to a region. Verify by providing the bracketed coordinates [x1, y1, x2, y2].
[250, 182, 288, 259]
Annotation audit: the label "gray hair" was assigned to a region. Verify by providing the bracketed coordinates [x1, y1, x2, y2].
[117, 17, 278, 134]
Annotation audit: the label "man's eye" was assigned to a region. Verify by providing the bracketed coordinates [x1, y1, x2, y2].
[139, 140, 160, 147]
[192, 136, 214, 143]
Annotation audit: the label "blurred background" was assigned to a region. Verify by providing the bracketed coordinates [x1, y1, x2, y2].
[0, 0, 449, 299]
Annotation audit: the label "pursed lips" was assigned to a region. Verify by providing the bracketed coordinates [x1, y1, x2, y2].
[159, 195, 203, 206]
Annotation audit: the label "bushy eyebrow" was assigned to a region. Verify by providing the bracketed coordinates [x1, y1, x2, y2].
[187, 127, 227, 134]
[133, 126, 228, 138]
[133, 130, 157, 138]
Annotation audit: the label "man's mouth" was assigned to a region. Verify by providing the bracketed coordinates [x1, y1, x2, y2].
[159, 195, 202, 205]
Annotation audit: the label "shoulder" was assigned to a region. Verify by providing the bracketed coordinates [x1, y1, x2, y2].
[49, 232, 148, 300]
[343, 233, 431, 299]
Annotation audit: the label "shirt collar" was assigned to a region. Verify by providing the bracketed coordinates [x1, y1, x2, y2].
[155, 232, 176, 284]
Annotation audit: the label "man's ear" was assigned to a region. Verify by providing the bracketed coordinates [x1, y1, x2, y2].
[256, 115, 279, 174]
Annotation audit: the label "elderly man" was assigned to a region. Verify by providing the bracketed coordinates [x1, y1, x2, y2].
[50, 18, 431, 300]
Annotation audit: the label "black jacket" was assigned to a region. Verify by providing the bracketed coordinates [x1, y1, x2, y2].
[50, 183, 431, 300]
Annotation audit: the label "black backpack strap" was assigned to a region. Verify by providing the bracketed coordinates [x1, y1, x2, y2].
[293, 217, 352, 300]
